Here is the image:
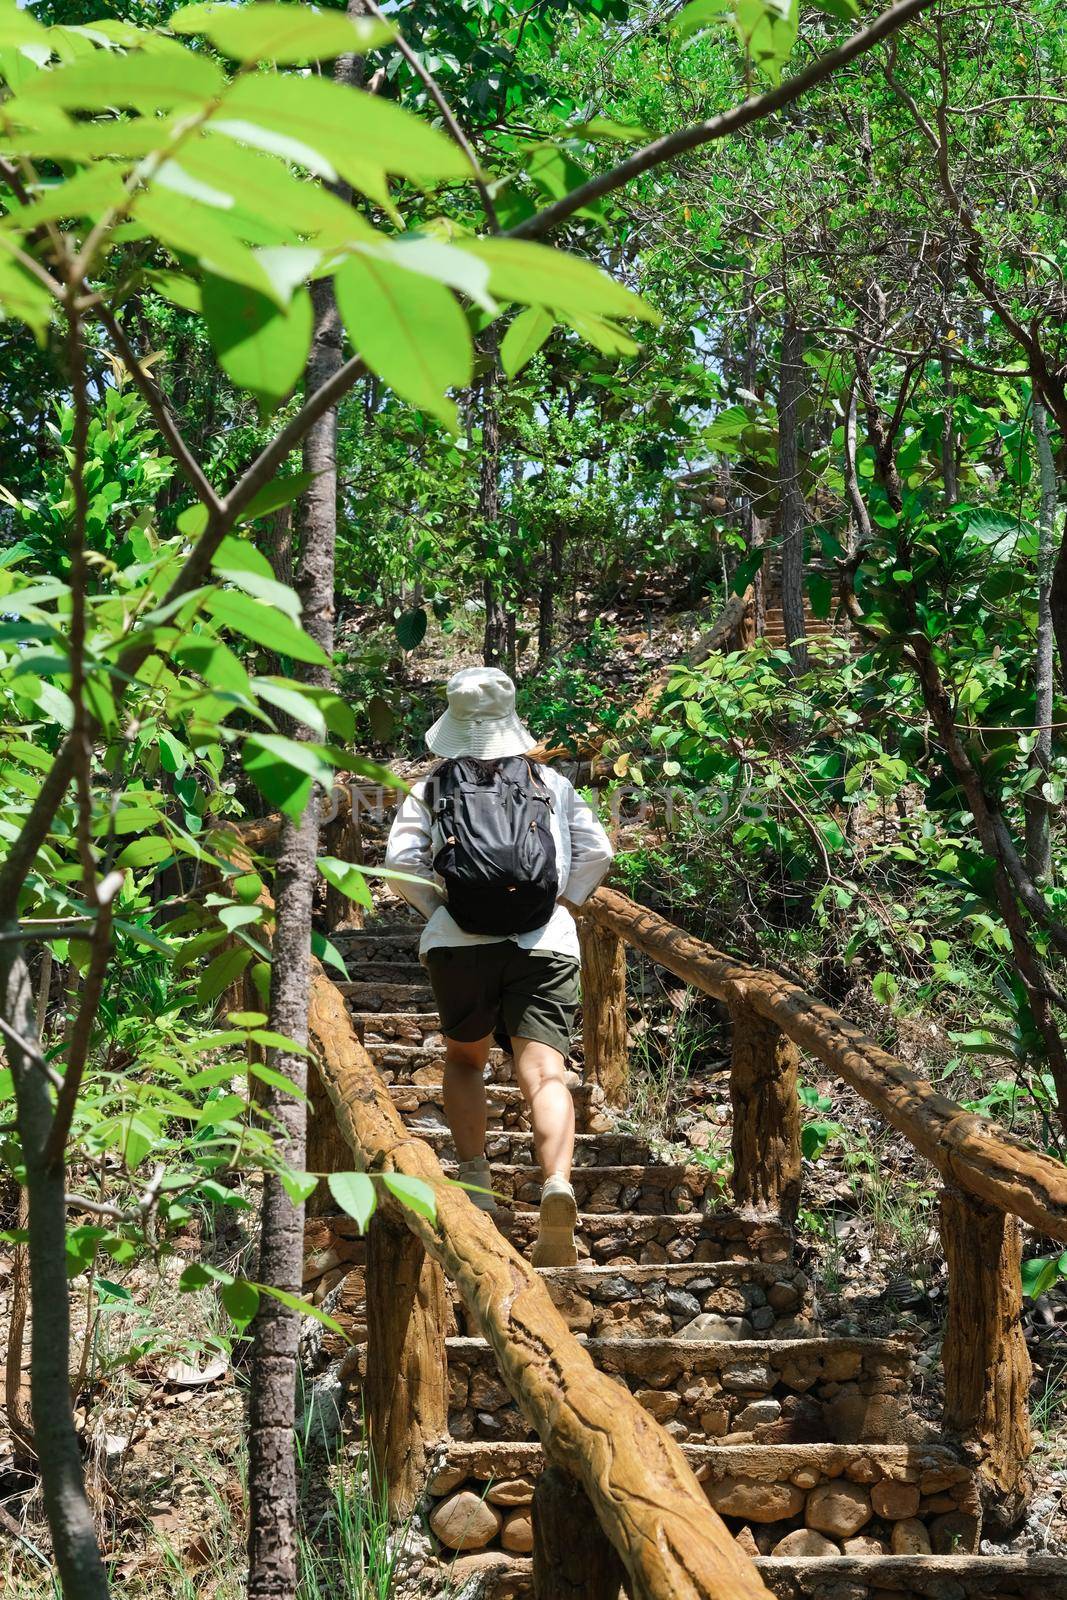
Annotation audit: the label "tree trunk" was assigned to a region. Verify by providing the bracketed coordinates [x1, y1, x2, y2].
[364, 1209, 448, 1517]
[579, 918, 628, 1105]
[729, 1004, 801, 1223]
[1025, 403, 1056, 881]
[246, 269, 343, 1597]
[538, 527, 565, 660]
[532, 1466, 627, 1600]
[940, 1186, 1032, 1530]
[843, 379, 873, 555]
[479, 349, 507, 669]
[777, 318, 808, 670]
[3, 944, 110, 1599]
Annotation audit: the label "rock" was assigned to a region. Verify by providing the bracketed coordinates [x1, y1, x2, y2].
[707, 1475, 805, 1522]
[930, 1511, 978, 1553]
[871, 1480, 921, 1521]
[791, 1467, 822, 1490]
[890, 1517, 931, 1555]
[665, 1288, 702, 1321]
[430, 1492, 502, 1551]
[768, 1281, 801, 1312]
[722, 1360, 773, 1392]
[678, 1313, 749, 1341]
[805, 1481, 873, 1538]
[750, 1306, 777, 1332]
[770, 1529, 839, 1559]
[486, 1477, 535, 1507]
[635, 1388, 680, 1422]
[843, 1535, 890, 1555]
[500, 1510, 533, 1554]
[735, 1399, 782, 1431]
[470, 1371, 510, 1411]
[733, 1526, 760, 1558]
[427, 1465, 468, 1495]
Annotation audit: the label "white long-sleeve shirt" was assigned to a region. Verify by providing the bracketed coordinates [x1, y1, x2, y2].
[384, 764, 613, 960]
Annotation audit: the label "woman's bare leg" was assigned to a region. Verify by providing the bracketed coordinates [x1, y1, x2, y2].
[510, 1036, 575, 1181]
[442, 1034, 492, 1162]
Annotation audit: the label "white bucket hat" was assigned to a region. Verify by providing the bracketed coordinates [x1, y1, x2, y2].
[425, 667, 534, 760]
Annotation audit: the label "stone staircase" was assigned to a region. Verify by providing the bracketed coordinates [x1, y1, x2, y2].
[303, 906, 1067, 1599]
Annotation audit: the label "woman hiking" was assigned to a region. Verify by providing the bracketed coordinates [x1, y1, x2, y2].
[385, 666, 614, 1267]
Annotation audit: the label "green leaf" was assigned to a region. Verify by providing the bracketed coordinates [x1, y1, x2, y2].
[328, 1171, 376, 1232]
[206, 589, 329, 665]
[242, 733, 333, 822]
[212, 537, 301, 618]
[280, 1170, 320, 1206]
[144, 268, 202, 313]
[254, 1282, 344, 1334]
[380, 1172, 437, 1223]
[220, 1278, 260, 1329]
[395, 607, 427, 651]
[673, 0, 730, 41]
[317, 855, 373, 910]
[500, 306, 553, 377]
[169, 2, 394, 64]
[18, 47, 224, 110]
[335, 255, 471, 430]
[810, 0, 859, 18]
[197, 942, 251, 1004]
[173, 635, 253, 696]
[237, 472, 313, 525]
[202, 276, 313, 411]
[219, 73, 470, 183]
[133, 190, 281, 303]
[117, 836, 174, 869]
[460, 239, 659, 324]
[252, 677, 328, 737]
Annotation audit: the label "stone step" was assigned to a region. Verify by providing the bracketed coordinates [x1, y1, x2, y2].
[421, 1129, 659, 1169]
[444, 1336, 912, 1446]
[530, 1261, 813, 1341]
[502, 1207, 792, 1267]
[391, 1081, 610, 1136]
[340, 978, 435, 1011]
[353, 1010, 441, 1043]
[425, 1441, 979, 1562]
[438, 1162, 712, 1214]
[343, 959, 427, 985]
[450, 1554, 1067, 1600]
[368, 1043, 517, 1086]
[333, 925, 421, 950]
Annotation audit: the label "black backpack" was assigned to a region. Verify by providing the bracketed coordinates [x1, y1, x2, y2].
[429, 756, 559, 935]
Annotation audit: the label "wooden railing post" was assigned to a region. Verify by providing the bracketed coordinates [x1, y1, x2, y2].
[533, 1466, 627, 1600]
[729, 1004, 802, 1223]
[579, 917, 628, 1105]
[322, 797, 364, 931]
[940, 1184, 1033, 1529]
[365, 1207, 448, 1518]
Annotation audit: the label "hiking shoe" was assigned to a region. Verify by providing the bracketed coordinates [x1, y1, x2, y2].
[531, 1174, 577, 1268]
[457, 1156, 497, 1215]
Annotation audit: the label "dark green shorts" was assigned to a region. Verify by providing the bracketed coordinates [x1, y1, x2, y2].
[424, 944, 580, 1059]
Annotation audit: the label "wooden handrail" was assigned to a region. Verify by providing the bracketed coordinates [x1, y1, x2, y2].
[584, 886, 1067, 1242]
[305, 957, 772, 1600]
[581, 883, 1049, 1526]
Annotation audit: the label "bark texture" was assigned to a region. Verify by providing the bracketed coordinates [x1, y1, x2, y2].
[365, 1210, 449, 1516]
[302, 960, 772, 1600]
[532, 1466, 627, 1600]
[585, 887, 1067, 1241]
[579, 918, 628, 1106]
[729, 1006, 801, 1223]
[777, 318, 808, 670]
[940, 1186, 1033, 1529]
[247, 269, 343, 1599]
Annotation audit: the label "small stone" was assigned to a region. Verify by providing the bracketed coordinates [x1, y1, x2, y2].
[635, 1388, 680, 1422]
[805, 1481, 872, 1538]
[750, 1306, 777, 1332]
[871, 1480, 921, 1521]
[890, 1517, 931, 1555]
[791, 1467, 821, 1489]
[678, 1313, 749, 1342]
[733, 1526, 760, 1558]
[665, 1288, 701, 1321]
[427, 1465, 467, 1495]
[722, 1360, 773, 1392]
[500, 1510, 533, 1553]
[767, 1281, 801, 1312]
[930, 1511, 978, 1554]
[707, 1475, 805, 1522]
[843, 1534, 890, 1555]
[735, 1399, 782, 1430]
[486, 1477, 535, 1507]
[470, 1371, 510, 1411]
[430, 1492, 502, 1552]
[770, 1529, 839, 1559]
